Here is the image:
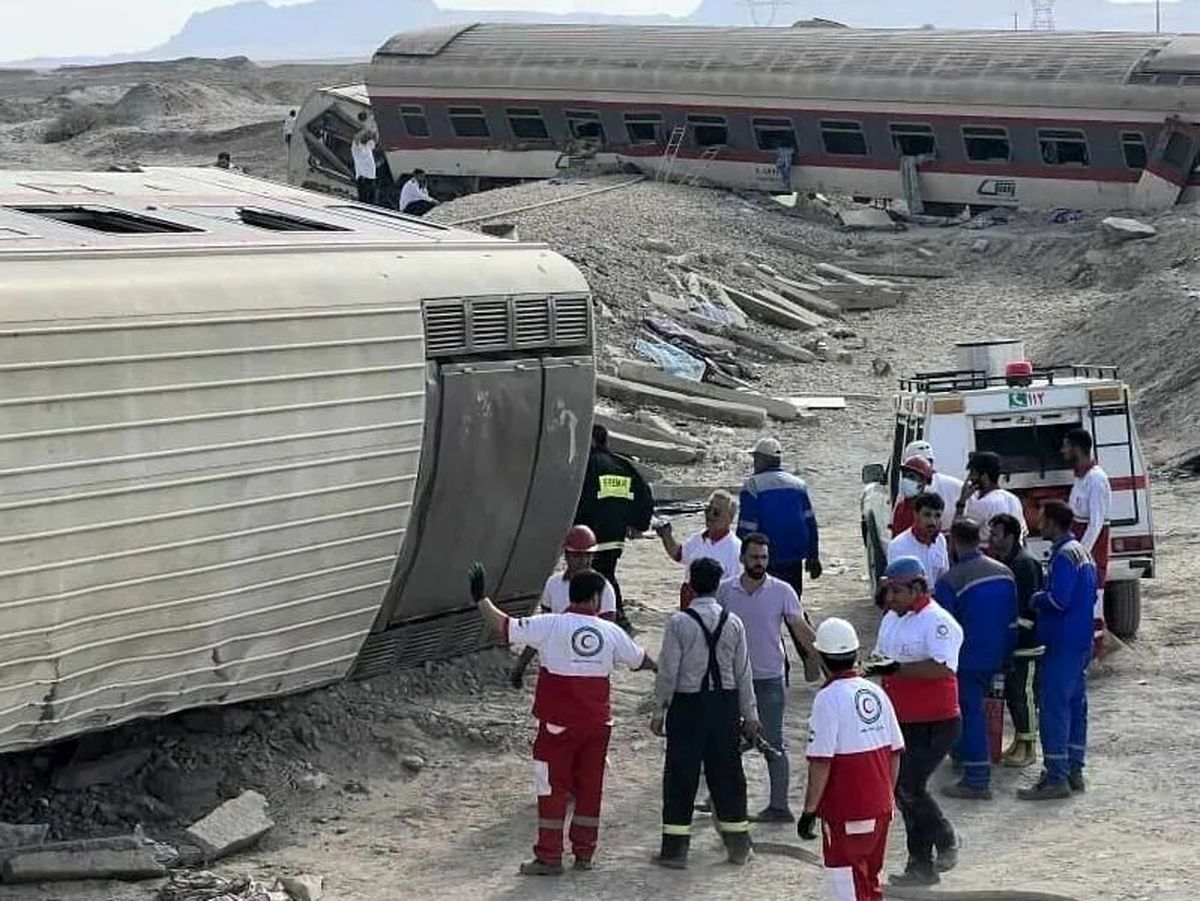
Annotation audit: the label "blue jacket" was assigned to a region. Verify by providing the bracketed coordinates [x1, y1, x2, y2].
[935, 551, 1018, 674]
[1033, 536, 1098, 657]
[736, 467, 819, 567]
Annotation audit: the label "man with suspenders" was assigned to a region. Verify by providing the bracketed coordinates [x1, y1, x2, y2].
[651, 558, 760, 870]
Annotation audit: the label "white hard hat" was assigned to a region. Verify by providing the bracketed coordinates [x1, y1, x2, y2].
[903, 439, 934, 463]
[814, 618, 860, 655]
[752, 437, 783, 458]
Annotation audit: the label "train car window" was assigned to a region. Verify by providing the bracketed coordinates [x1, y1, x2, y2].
[566, 110, 606, 143]
[506, 107, 549, 141]
[1038, 129, 1090, 166]
[963, 126, 1011, 162]
[1121, 132, 1148, 170]
[625, 112, 663, 144]
[449, 106, 491, 139]
[890, 123, 936, 156]
[399, 105, 430, 139]
[687, 115, 728, 148]
[7, 205, 201, 234]
[820, 120, 867, 156]
[752, 118, 797, 151]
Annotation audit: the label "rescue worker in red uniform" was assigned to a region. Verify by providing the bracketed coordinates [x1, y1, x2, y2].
[798, 618, 904, 901]
[468, 562, 656, 875]
[1063, 427, 1111, 657]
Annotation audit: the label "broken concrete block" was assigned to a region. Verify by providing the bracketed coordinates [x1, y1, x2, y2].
[595, 412, 700, 449]
[186, 790, 274, 861]
[837, 206, 900, 231]
[596, 374, 767, 429]
[0, 822, 48, 850]
[607, 430, 704, 465]
[2, 847, 164, 883]
[53, 747, 152, 791]
[617, 360, 798, 422]
[281, 874, 325, 901]
[833, 259, 951, 279]
[1099, 216, 1156, 244]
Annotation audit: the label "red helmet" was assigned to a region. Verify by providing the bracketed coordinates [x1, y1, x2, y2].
[563, 525, 599, 554]
[901, 455, 935, 481]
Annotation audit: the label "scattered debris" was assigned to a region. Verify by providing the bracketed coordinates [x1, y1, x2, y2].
[634, 337, 705, 381]
[833, 259, 951, 279]
[785, 396, 848, 411]
[159, 870, 284, 901]
[616, 360, 798, 422]
[0, 822, 49, 849]
[1099, 216, 1157, 244]
[596, 374, 767, 429]
[186, 790, 274, 862]
[642, 238, 680, 255]
[400, 755, 426, 774]
[837, 206, 902, 232]
[2, 835, 165, 884]
[281, 874, 325, 901]
[594, 423, 705, 466]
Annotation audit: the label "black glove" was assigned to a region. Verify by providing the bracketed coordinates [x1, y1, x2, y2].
[797, 811, 819, 841]
[468, 561, 486, 603]
[862, 658, 901, 678]
[806, 559, 823, 580]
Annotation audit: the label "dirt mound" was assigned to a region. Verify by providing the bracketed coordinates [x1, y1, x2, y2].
[114, 81, 224, 121]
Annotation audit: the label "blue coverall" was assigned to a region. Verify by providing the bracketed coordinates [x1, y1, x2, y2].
[935, 551, 1018, 790]
[1032, 536, 1098, 784]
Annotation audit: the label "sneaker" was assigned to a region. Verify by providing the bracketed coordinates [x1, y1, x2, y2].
[1016, 778, 1072, 801]
[889, 861, 939, 887]
[572, 858, 595, 871]
[935, 834, 959, 873]
[1002, 741, 1036, 768]
[1068, 771, 1086, 793]
[941, 781, 993, 801]
[519, 859, 564, 876]
[750, 806, 796, 823]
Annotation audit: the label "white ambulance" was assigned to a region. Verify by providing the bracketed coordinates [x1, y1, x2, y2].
[860, 339, 1155, 639]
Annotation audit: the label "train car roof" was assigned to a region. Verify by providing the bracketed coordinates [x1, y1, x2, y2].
[0, 166, 504, 254]
[370, 24, 1200, 113]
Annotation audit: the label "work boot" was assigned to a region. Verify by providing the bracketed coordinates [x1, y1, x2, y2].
[942, 780, 993, 801]
[1069, 770, 1087, 793]
[653, 835, 690, 870]
[518, 859, 564, 876]
[1002, 740, 1036, 768]
[935, 833, 959, 873]
[572, 858, 594, 871]
[722, 832, 753, 866]
[1016, 776, 1072, 801]
[750, 806, 795, 824]
[1001, 737, 1021, 759]
[890, 859, 939, 887]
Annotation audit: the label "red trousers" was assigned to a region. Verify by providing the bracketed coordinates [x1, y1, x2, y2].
[532, 722, 610, 865]
[821, 815, 890, 901]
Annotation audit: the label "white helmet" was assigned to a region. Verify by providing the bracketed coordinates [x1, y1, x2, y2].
[814, 617, 860, 655]
[903, 439, 934, 463]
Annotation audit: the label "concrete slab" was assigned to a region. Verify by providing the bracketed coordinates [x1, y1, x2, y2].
[593, 412, 701, 448]
[837, 207, 901, 231]
[596, 374, 767, 429]
[834, 259, 952, 279]
[186, 790, 274, 861]
[606, 430, 704, 465]
[0, 823, 48, 850]
[3, 847, 164, 883]
[753, 287, 828, 330]
[814, 262, 895, 287]
[616, 361, 798, 422]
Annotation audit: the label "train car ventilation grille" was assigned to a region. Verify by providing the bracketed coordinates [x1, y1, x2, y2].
[514, 297, 552, 345]
[424, 302, 468, 354]
[553, 296, 590, 345]
[470, 299, 511, 350]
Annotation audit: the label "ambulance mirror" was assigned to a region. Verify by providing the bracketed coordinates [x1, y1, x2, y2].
[861, 463, 886, 485]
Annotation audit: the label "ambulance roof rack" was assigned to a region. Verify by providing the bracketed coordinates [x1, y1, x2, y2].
[900, 364, 1120, 394]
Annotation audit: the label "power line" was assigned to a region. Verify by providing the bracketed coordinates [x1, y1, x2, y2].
[742, 0, 790, 26]
[1031, 0, 1055, 31]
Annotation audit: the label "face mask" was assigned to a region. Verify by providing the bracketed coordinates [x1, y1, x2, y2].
[900, 477, 921, 498]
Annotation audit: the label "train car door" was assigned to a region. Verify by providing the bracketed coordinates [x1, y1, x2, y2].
[1132, 119, 1200, 210]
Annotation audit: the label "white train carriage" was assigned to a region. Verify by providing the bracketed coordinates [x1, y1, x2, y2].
[290, 24, 1200, 211]
[0, 167, 595, 753]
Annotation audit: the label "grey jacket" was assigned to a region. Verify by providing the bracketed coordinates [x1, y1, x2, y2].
[654, 596, 758, 721]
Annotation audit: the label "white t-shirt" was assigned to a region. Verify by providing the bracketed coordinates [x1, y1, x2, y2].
[283, 116, 296, 138]
[541, 572, 617, 618]
[963, 487, 1026, 542]
[680, 530, 742, 582]
[887, 528, 950, 587]
[875, 599, 963, 670]
[930, 472, 964, 532]
[352, 140, 377, 179]
[1069, 465, 1111, 553]
[400, 178, 434, 210]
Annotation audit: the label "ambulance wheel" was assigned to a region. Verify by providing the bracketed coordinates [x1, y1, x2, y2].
[1104, 580, 1141, 640]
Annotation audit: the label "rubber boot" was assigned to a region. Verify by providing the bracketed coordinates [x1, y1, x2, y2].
[653, 835, 690, 870]
[1002, 740, 1036, 768]
[890, 858, 939, 887]
[722, 831, 753, 866]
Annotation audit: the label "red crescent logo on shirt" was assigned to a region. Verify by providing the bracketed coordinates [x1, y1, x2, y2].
[855, 688, 883, 725]
[570, 625, 604, 658]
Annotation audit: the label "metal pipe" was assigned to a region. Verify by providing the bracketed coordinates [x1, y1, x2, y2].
[449, 176, 647, 226]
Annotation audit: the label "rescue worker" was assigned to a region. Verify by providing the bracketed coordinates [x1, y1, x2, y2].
[891, 444, 962, 535]
[1063, 427, 1112, 655]
[652, 557, 759, 869]
[655, 489, 742, 610]
[799, 618, 905, 901]
[509, 525, 618, 688]
[887, 492, 950, 586]
[865, 556, 963, 887]
[737, 436, 822, 679]
[934, 519, 1018, 800]
[575, 424, 654, 634]
[1018, 501, 1098, 801]
[717, 533, 819, 824]
[468, 562, 656, 874]
[955, 451, 1026, 544]
[989, 513, 1045, 769]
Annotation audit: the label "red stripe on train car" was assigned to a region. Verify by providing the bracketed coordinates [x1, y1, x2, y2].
[1110, 475, 1148, 491]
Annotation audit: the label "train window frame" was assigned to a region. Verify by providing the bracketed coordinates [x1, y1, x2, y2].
[1162, 131, 1194, 169]
[6, 205, 202, 235]
[448, 106, 491, 139]
[687, 114, 728, 149]
[752, 117, 798, 151]
[820, 119, 868, 156]
[505, 107, 550, 141]
[565, 109, 606, 143]
[399, 104, 430, 139]
[889, 122, 936, 157]
[624, 112, 663, 145]
[962, 125, 1012, 163]
[1121, 131, 1148, 170]
[1037, 128, 1090, 167]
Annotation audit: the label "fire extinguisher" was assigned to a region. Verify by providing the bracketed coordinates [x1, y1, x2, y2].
[985, 672, 1006, 764]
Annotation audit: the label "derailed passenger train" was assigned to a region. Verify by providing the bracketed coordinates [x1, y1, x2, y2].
[0, 167, 593, 753]
[291, 24, 1200, 211]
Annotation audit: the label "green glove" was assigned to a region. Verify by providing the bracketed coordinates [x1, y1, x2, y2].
[468, 562, 486, 603]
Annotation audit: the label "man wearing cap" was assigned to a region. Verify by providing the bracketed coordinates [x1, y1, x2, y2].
[891, 442, 962, 536]
[737, 437, 822, 678]
[510, 525, 619, 687]
[799, 618, 904, 901]
[865, 556, 964, 887]
[656, 489, 742, 610]
[887, 493, 950, 587]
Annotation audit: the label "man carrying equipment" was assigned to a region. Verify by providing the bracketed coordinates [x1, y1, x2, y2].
[469, 563, 656, 874]
[799, 618, 904, 901]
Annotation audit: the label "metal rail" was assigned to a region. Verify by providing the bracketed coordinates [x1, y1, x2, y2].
[448, 176, 647, 227]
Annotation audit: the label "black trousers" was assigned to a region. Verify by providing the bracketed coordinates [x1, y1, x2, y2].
[356, 177, 377, 205]
[662, 691, 748, 835]
[896, 718, 960, 866]
[403, 199, 436, 216]
[591, 549, 628, 627]
[1006, 653, 1041, 742]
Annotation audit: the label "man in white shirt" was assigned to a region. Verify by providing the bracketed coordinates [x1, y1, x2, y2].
[351, 130, 378, 205]
[896, 443, 963, 534]
[283, 109, 296, 145]
[888, 493, 951, 587]
[1063, 427, 1112, 653]
[400, 168, 439, 216]
[655, 489, 742, 610]
[955, 451, 1026, 544]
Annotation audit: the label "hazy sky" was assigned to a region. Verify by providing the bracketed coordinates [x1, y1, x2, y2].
[0, 0, 698, 62]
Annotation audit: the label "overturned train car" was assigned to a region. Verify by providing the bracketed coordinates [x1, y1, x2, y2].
[292, 24, 1200, 212]
[0, 167, 594, 753]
